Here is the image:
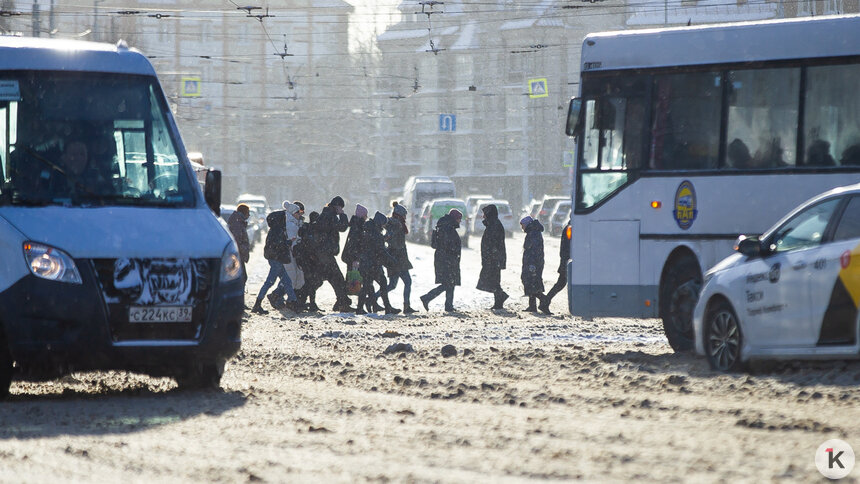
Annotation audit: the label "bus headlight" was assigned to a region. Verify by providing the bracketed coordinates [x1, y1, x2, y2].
[23, 242, 82, 284]
[220, 242, 243, 283]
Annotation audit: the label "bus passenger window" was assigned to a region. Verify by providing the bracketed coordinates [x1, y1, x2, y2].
[649, 72, 721, 171]
[726, 67, 799, 169]
[804, 64, 860, 167]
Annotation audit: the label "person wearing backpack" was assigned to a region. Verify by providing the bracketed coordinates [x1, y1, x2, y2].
[419, 209, 462, 312]
[372, 201, 415, 313]
[251, 202, 298, 314]
[341, 204, 367, 271]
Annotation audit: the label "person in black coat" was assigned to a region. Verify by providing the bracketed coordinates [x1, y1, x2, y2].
[295, 211, 322, 311]
[373, 202, 416, 313]
[520, 216, 545, 312]
[476, 204, 508, 309]
[356, 211, 400, 315]
[539, 221, 571, 314]
[420, 209, 462, 312]
[315, 196, 353, 312]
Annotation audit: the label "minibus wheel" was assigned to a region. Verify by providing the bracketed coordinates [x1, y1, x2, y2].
[0, 331, 12, 398]
[175, 360, 224, 390]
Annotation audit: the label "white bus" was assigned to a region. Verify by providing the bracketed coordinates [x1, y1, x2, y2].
[564, 15, 860, 351]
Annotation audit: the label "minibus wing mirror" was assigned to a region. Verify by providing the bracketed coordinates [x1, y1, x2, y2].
[204, 169, 222, 217]
[565, 97, 583, 137]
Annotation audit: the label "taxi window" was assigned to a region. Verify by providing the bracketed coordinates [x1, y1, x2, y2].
[833, 196, 860, 242]
[770, 198, 840, 253]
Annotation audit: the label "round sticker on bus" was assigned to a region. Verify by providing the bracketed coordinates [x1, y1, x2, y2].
[673, 180, 698, 230]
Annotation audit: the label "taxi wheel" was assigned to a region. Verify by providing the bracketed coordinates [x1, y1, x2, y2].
[704, 301, 745, 372]
[175, 360, 224, 390]
[0, 332, 12, 398]
[661, 257, 702, 352]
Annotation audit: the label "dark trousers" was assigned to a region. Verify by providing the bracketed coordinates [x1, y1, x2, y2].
[359, 271, 391, 311]
[374, 270, 411, 307]
[424, 284, 455, 310]
[544, 265, 568, 304]
[318, 254, 349, 304]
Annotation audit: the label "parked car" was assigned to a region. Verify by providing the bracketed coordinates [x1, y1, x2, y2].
[221, 204, 258, 250]
[465, 194, 494, 220]
[693, 183, 860, 372]
[402, 176, 456, 241]
[470, 200, 515, 237]
[536, 195, 569, 226]
[521, 199, 541, 221]
[419, 198, 470, 248]
[549, 201, 572, 236]
[236, 193, 269, 234]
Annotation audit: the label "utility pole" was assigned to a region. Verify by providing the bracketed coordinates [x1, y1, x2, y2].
[49, 0, 55, 37]
[93, 0, 103, 41]
[31, 0, 39, 37]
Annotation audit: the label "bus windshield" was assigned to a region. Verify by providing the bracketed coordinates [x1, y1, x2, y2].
[0, 71, 195, 207]
[577, 75, 648, 210]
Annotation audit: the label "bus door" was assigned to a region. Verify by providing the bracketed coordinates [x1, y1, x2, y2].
[589, 220, 640, 315]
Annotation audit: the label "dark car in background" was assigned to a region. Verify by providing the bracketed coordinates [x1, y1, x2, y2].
[536, 196, 569, 226]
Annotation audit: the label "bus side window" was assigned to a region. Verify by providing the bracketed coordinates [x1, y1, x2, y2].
[650, 72, 721, 170]
[726, 67, 799, 169]
[805, 64, 860, 167]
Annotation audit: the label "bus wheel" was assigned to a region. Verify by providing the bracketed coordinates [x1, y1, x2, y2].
[0, 332, 12, 399]
[661, 256, 701, 352]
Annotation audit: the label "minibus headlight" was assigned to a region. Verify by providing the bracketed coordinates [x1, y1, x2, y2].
[23, 242, 82, 284]
[220, 242, 243, 283]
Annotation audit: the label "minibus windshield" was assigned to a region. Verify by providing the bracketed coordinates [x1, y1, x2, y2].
[0, 71, 196, 207]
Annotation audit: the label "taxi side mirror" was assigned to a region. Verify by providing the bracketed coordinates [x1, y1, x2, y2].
[735, 235, 762, 257]
[204, 169, 222, 217]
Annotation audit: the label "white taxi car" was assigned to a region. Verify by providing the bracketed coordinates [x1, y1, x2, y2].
[693, 184, 860, 371]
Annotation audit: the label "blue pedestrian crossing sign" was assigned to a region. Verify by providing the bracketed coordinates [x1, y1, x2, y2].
[439, 113, 456, 132]
[528, 78, 548, 98]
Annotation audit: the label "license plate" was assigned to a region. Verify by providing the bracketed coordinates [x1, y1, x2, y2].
[129, 306, 192, 323]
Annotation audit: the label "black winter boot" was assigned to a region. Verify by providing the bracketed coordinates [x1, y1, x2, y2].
[251, 299, 268, 314]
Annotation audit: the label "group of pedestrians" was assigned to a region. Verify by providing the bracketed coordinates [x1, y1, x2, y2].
[227, 195, 571, 315]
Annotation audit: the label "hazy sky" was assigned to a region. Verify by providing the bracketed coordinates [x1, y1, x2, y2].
[347, 0, 400, 53]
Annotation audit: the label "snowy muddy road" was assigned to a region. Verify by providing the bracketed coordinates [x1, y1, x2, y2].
[2, 235, 860, 481]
